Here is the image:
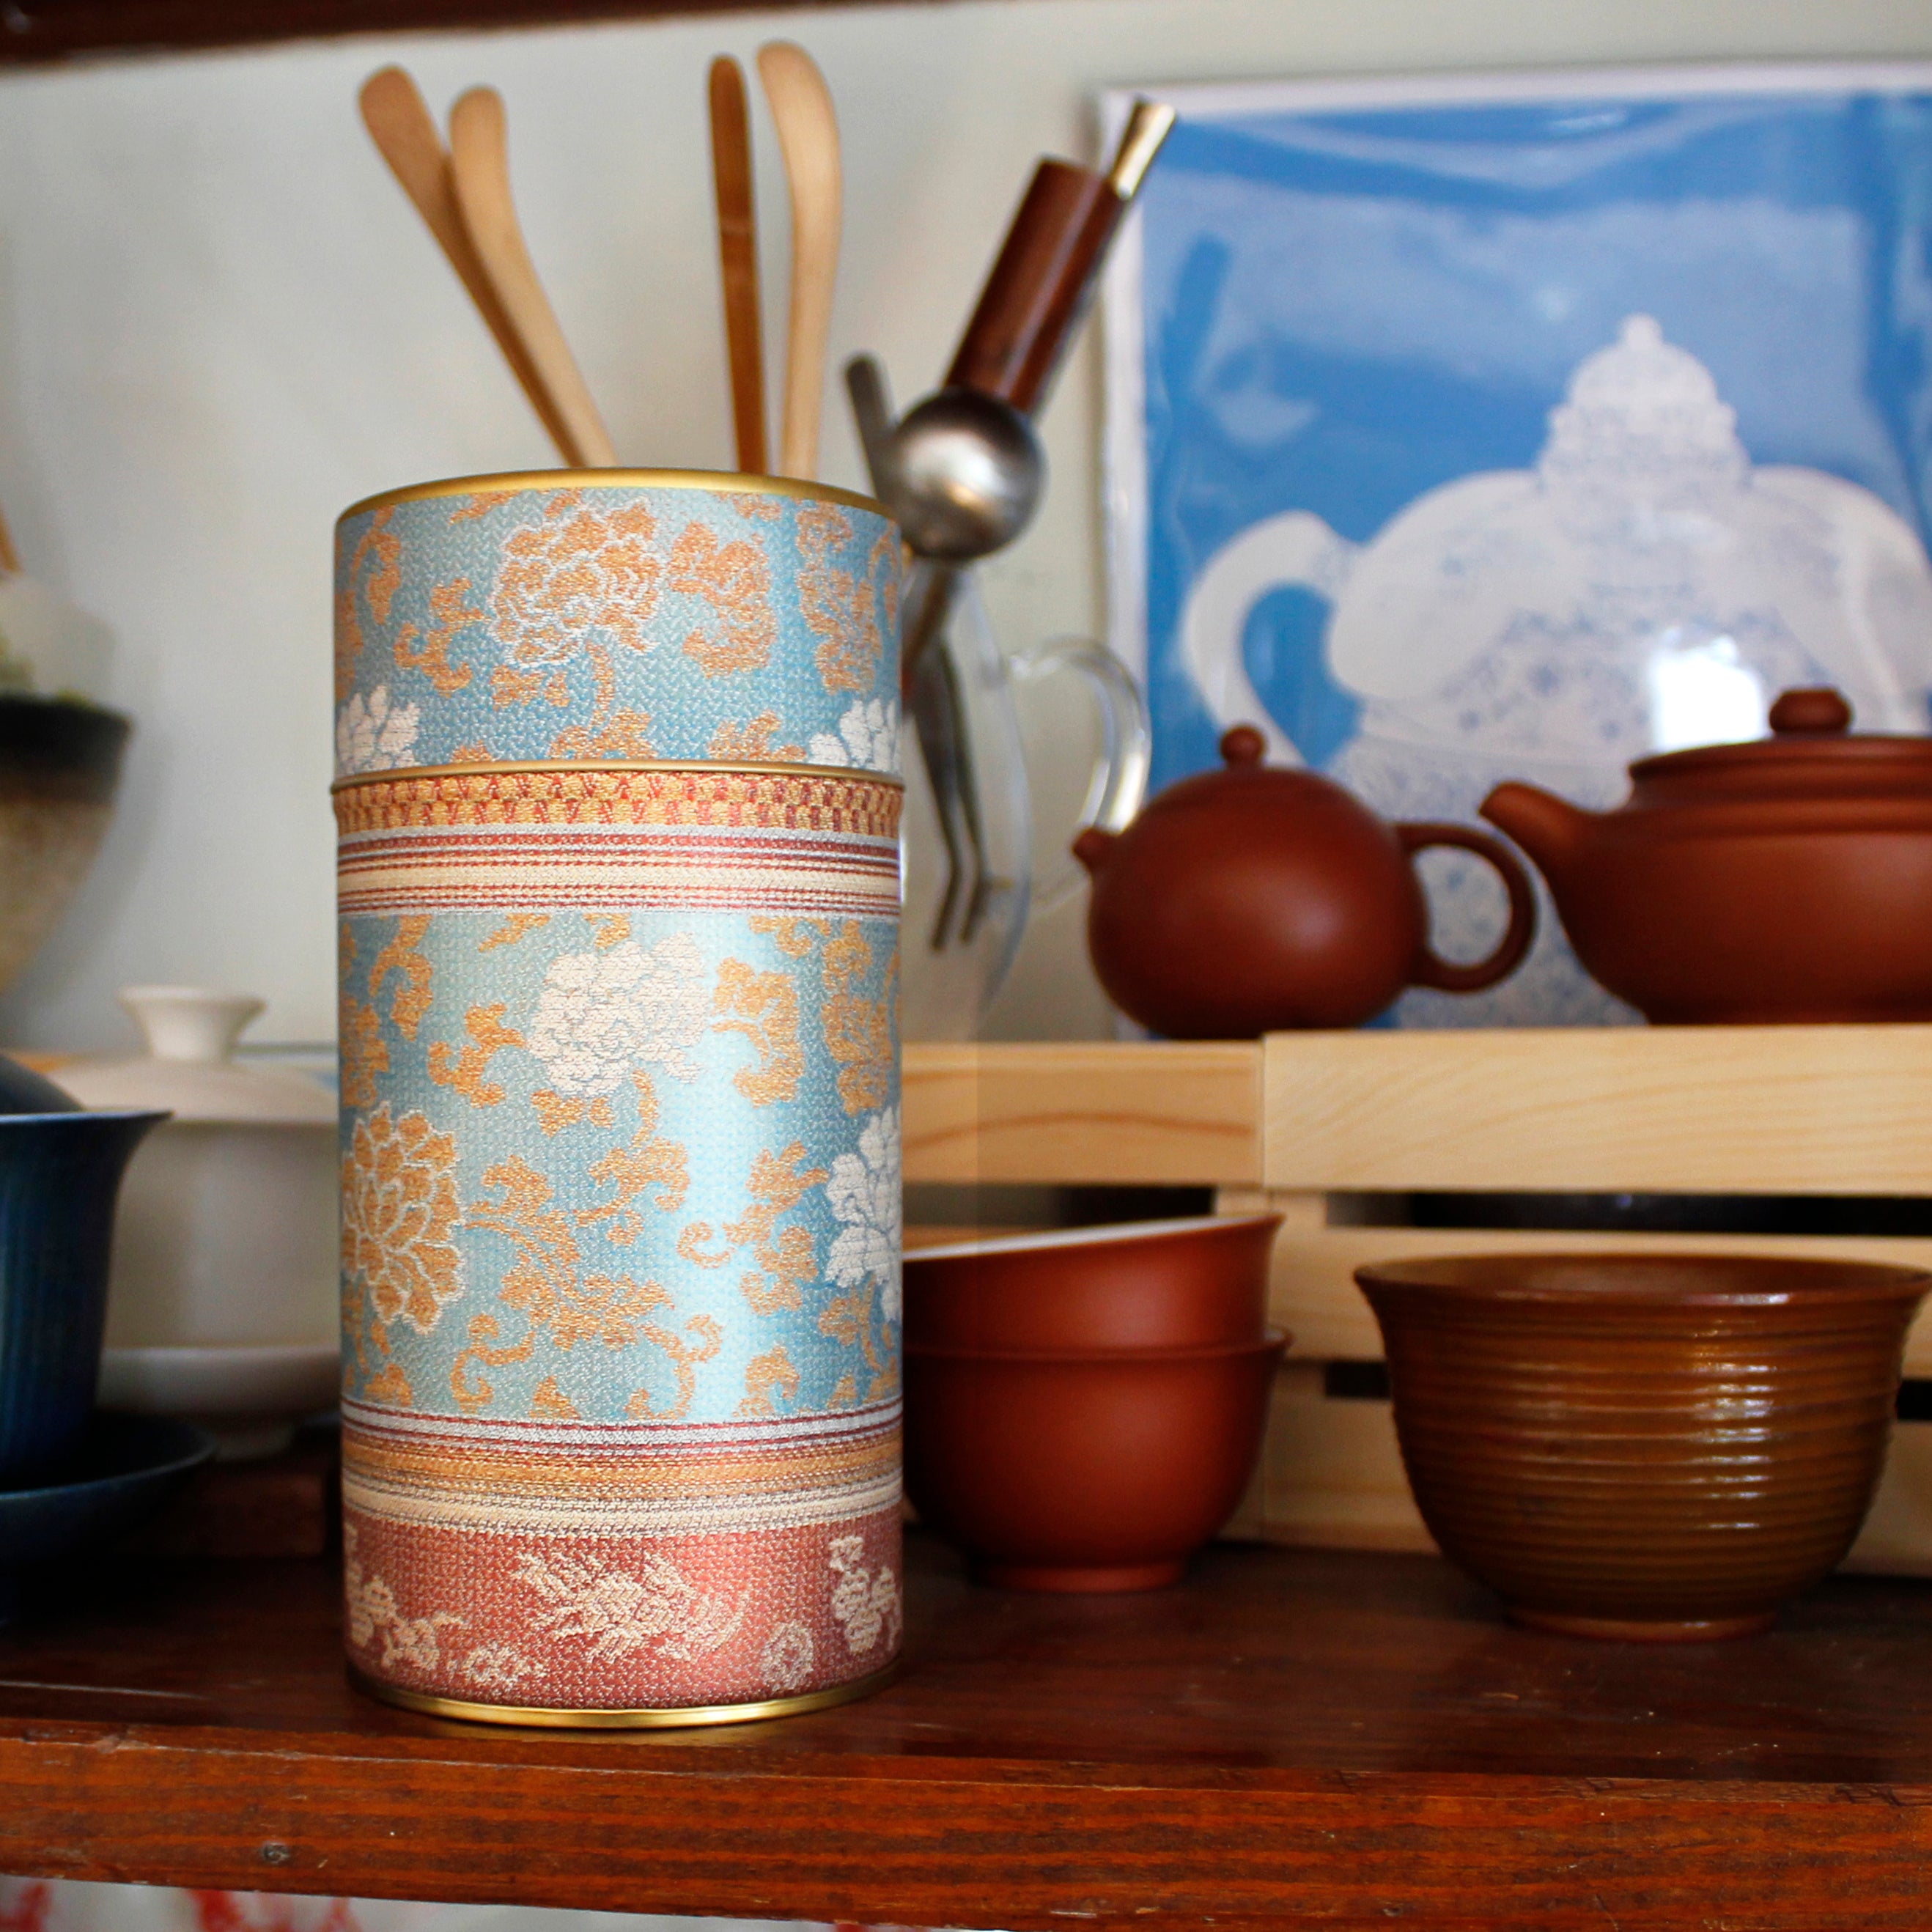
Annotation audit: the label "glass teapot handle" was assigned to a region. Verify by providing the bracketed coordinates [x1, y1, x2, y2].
[1011, 638, 1151, 919]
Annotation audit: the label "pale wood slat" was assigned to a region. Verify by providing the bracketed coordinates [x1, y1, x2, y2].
[903, 1041, 1261, 1186]
[1264, 1025, 1932, 1195]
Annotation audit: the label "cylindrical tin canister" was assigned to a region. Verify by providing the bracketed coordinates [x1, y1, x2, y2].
[333, 471, 902, 1725]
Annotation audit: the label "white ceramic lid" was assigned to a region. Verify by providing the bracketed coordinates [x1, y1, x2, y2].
[54, 986, 335, 1124]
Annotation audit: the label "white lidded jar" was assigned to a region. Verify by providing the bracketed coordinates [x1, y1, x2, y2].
[58, 987, 337, 1458]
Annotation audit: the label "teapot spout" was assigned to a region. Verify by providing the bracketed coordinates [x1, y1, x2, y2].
[1479, 781, 1596, 882]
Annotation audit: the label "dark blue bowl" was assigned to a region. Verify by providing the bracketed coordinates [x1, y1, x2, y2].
[0, 1107, 169, 1485]
[0, 1411, 214, 1619]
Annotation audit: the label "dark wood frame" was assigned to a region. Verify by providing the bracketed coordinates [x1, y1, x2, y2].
[0, 0, 945, 68]
[10, 1531, 1932, 1928]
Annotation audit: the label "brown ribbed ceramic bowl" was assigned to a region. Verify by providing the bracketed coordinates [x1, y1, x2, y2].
[904, 1331, 1286, 1593]
[904, 1214, 1280, 1352]
[1356, 1253, 1930, 1640]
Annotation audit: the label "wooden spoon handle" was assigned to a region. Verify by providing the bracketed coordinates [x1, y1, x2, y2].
[709, 56, 767, 476]
[945, 159, 1116, 413]
[756, 42, 841, 480]
[448, 86, 619, 470]
[358, 67, 577, 466]
[946, 100, 1177, 417]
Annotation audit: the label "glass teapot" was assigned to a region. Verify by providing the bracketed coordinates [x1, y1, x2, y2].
[900, 562, 1148, 1040]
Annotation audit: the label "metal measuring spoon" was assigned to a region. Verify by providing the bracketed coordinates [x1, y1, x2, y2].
[883, 388, 1045, 565]
[848, 358, 1006, 949]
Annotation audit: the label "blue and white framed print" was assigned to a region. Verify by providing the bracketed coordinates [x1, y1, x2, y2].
[1102, 65, 1932, 1027]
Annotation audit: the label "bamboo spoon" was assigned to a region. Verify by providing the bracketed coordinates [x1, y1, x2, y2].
[448, 86, 619, 470]
[359, 67, 578, 467]
[709, 56, 768, 476]
[756, 43, 841, 480]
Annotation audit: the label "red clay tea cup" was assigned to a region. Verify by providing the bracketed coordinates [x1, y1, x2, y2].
[904, 1213, 1280, 1353]
[904, 1330, 1287, 1592]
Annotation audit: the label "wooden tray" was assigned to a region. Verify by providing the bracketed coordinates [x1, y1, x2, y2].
[904, 1028, 1932, 1574]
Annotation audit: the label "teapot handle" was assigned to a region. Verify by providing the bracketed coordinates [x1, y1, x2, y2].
[1394, 823, 1538, 995]
[1015, 638, 1151, 919]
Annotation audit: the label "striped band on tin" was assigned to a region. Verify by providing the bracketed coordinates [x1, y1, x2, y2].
[342, 1398, 902, 1541]
[338, 822, 898, 918]
[333, 764, 904, 838]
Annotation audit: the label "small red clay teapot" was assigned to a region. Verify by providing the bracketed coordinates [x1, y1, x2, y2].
[1073, 726, 1537, 1037]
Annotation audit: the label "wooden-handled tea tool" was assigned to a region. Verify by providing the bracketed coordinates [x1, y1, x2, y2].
[756, 42, 841, 479]
[448, 86, 619, 469]
[358, 67, 578, 466]
[709, 56, 768, 476]
[946, 97, 1176, 415]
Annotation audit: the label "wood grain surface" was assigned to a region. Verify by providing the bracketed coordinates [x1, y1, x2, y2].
[7, 1536, 1932, 1925]
[0, 0, 918, 66]
[1264, 1025, 1932, 1195]
[904, 1041, 1261, 1185]
[707, 55, 767, 477]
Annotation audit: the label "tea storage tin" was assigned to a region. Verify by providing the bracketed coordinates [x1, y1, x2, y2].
[333, 471, 904, 1725]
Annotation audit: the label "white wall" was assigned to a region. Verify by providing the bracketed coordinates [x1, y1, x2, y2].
[1, 0, 1930, 1051]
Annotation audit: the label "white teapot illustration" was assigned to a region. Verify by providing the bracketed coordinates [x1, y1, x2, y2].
[1179, 314, 1932, 1025]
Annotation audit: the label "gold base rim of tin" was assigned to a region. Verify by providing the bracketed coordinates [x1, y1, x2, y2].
[342, 467, 886, 523]
[331, 756, 904, 794]
[350, 1656, 902, 1730]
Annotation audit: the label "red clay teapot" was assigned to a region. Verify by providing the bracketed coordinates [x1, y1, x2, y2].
[1073, 726, 1537, 1037]
[1481, 687, 1932, 1023]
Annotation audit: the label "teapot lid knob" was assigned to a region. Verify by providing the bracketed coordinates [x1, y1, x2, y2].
[1769, 687, 1853, 737]
[1220, 724, 1267, 767]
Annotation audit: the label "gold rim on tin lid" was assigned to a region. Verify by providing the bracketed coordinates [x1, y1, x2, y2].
[339, 467, 890, 525]
[330, 756, 906, 794]
[350, 1656, 902, 1730]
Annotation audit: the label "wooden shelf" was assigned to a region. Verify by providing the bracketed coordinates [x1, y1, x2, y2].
[0, 0, 936, 68]
[7, 1533, 1932, 1928]
[904, 1040, 1261, 1187]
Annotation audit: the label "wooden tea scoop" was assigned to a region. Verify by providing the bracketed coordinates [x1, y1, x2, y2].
[709, 56, 768, 475]
[946, 97, 1176, 415]
[756, 42, 841, 479]
[448, 86, 619, 469]
[358, 67, 578, 465]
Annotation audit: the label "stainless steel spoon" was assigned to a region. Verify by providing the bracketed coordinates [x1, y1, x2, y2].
[885, 388, 1044, 564]
[848, 357, 986, 948]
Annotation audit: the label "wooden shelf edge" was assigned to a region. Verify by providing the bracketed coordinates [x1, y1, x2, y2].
[0, 0, 934, 67]
[1264, 1024, 1932, 1195]
[904, 1040, 1262, 1187]
[10, 1537, 1932, 1927]
[7, 1727, 1932, 1929]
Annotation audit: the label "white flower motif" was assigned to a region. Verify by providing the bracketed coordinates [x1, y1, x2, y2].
[808, 698, 900, 775]
[336, 685, 421, 774]
[760, 1619, 816, 1695]
[828, 1535, 901, 1656]
[826, 1105, 902, 1324]
[454, 1641, 542, 1692]
[515, 1548, 746, 1663]
[526, 933, 707, 1096]
[343, 1522, 462, 1672]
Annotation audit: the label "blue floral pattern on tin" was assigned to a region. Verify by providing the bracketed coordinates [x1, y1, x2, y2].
[334, 477, 902, 781]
